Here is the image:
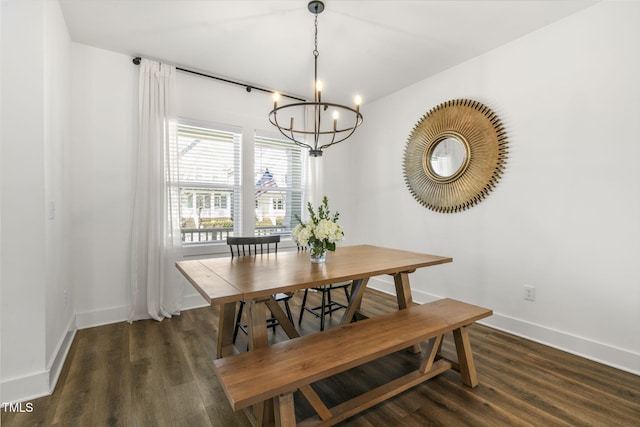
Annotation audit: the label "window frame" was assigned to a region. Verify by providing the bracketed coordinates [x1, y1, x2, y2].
[178, 119, 305, 257]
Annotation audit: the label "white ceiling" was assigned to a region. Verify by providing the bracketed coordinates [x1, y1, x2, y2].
[59, 0, 598, 105]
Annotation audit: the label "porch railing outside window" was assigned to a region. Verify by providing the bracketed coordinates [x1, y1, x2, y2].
[181, 226, 290, 243]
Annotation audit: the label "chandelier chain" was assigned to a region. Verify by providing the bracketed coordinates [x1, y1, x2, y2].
[313, 13, 319, 57]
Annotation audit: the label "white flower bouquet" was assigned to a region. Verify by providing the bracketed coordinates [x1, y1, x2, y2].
[292, 196, 344, 260]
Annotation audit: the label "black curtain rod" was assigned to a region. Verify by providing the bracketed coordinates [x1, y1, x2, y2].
[132, 57, 305, 102]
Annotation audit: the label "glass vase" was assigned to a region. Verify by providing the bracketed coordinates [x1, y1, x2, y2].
[309, 245, 327, 264]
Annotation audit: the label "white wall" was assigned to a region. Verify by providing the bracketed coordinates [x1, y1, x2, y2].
[43, 0, 74, 390]
[70, 44, 137, 327]
[1, 0, 73, 402]
[1, 0, 46, 401]
[69, 46, 283, 327]
[325, 1, 640, 373]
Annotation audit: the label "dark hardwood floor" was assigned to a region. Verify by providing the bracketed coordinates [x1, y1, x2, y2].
[3, 289, 639, 426]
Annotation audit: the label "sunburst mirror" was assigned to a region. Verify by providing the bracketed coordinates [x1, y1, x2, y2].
[403, 99, 508, 213]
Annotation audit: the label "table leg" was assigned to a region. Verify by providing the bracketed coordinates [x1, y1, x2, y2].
[246, 298, 269, 350]
[393, 272, 421, 353]
[254, 400, 275, 427]
[265, 297, 300, 339]
[246, 298, 276, 426]
[339, 278, 369, 326]
[393, 272, 413, 310]
[216, 302, 237, 359]
[267, 297, 330, 423]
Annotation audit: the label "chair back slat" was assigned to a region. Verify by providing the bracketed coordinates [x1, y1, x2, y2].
[227, 235, 280, 258]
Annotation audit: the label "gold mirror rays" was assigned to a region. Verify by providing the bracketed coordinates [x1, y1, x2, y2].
[403, 99, 508, 213]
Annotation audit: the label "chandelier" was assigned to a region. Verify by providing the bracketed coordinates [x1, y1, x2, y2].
[268, 0, 363, 157]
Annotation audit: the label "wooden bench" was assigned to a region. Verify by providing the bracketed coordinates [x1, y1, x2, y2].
[213, 298, 492, 426]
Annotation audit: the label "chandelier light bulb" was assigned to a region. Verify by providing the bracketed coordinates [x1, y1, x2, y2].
[315, 80, 323, 92]
[273, 92, 281, 109]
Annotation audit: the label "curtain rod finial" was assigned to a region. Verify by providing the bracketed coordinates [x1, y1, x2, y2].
[133, 57, 141, 65]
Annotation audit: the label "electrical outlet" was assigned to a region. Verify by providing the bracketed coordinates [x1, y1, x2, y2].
[524, 285, 536, 301]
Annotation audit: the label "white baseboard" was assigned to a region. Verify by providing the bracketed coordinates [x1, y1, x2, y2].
[478, 310, 640, 376]
[47, 315, 77, 394]
[0, 371, 50, 405]
[75, 305, 130, 329]
[1, 315, 76, 404]
[369, 277, 640, 376]
[75, 292, 209, 330]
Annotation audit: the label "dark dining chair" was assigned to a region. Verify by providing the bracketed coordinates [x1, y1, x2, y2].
[296, 245, 351, 331]
[227, 235, 294, 342]
[227, 235, 280, 257]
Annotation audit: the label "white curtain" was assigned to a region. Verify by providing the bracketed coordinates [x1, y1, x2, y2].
[129, 59, 183, 322]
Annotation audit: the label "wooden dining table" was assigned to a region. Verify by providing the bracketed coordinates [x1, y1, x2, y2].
[176, 244, 453, 358]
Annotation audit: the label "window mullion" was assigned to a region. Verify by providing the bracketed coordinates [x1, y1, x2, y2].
[241, 128, 255, 237]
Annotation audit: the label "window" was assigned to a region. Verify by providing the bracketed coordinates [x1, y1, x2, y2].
[177, 122, 305, 245]
[214, 193, 228, 209]
[178, 123, 240, 244]
[254, 133, 304, 237]
[196, 193, 211, 209]
[180, 192, 193, 209]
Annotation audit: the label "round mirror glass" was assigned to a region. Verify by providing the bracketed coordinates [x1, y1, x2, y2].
[430, 137, 467, 178]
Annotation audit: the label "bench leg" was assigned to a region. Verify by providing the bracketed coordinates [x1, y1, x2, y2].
[299, 385, 332, 421]
[453, 326, 479, 387]
[274, 393, 296, 427]
[419, 334, 444, 374]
